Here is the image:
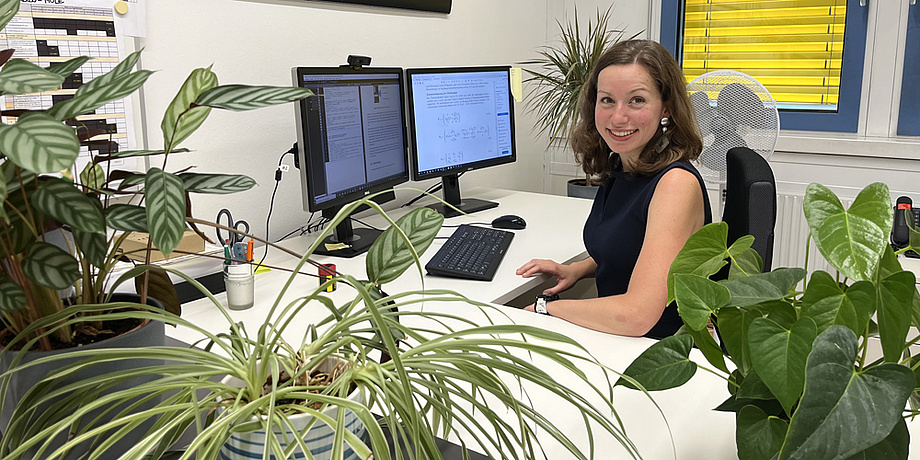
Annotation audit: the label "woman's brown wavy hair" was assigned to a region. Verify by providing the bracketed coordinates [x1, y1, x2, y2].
[570, 39, 702, 180]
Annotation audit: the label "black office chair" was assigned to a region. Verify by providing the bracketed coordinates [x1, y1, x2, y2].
[721, 146, 777, 272]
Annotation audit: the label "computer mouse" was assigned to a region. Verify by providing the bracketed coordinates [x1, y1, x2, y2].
[491, 214, 526, 230]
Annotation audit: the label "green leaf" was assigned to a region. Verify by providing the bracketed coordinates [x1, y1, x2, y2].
[0, 274, 27, 312]
[76, 50, 141, 96]
[0, 0, 18, 32]
[729, 246, 764, 280]
[804, 182, 892, 281]
[144, 168, 186, 256]
[737, 405, 788, 460]
[668, 222, 731, 302]
[0, 111, 80, 173]
[106, 204, 149, 232]
[95, 148, 190, 160]
[367, 207, 444, 285]
[31, 178, 105, 233]
[46, 56, 90, 78]
[876, 270, 915, 363]
[48, 70, 153, 120]
[717, 305, 768, 375]
[843, 417, 909, 460]
[686, 326, 729, 373]
[801, 271, 875, 336]
[161, 67, 217, 151]
[736, 369, 777, 401]
[779, 326, 915, 460]
[617, 334, 696, 391]
[748, 317, 816, 416]
[0, 58, 64, 94]
[22, 241, 81, 290]
[195, 84, 313, 111]
[79, 162, 106, 191]
[673, 273, 731, 331]
[722, 268, 806, 308]
[0, 164, 7, 222]
[73, 228, 107, 268]
[135, 268, 181, 317]
[179, 172, 256, 194]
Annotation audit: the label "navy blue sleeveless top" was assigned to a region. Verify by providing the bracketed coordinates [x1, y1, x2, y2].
[582, 161, 712, 339]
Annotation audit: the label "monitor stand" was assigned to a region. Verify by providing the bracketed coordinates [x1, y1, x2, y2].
[424, 174, 498, 218]
[313, 207, 381, 258]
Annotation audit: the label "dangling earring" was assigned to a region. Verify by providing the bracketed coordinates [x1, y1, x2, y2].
[654, 117, 671, 153]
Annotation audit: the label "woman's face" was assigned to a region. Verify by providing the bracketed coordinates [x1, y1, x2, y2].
[594, 63, 669, 167]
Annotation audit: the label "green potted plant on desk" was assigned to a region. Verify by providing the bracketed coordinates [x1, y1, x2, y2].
[0, 0, 312, 453]
[1, 197, 646, 459]
[618, 181, 920, 459]
[518, 5, 638, 199]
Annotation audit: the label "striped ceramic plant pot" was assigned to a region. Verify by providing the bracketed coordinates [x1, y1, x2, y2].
[218, 358, 366, 460]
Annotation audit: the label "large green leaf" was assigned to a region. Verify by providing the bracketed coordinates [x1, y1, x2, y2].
[667, 222, 740, 302]
[0, 0, 18, 32]
[46, 56, 90, 78]
[748, 317, 816, 416]
[195, 85, 313, 111]
[737, 405, 788, 460]
[673, 273, 731, 331]
[144, 167, 186, 256]
[0, 162, 7, 222]
[31, 178, 105, 233]
[22, 241, 81, 290]
[0, 111, 80, 173]
[717, 304, 770, 375]
[79, 162, 106, 191]
[876, 270, 915, 363]
[729, 246, 764, 280]
[686, 326, 729, 373]
[0, 58, 64, 94]
[803, 183, 892, 281]
[779, 326, 914, 460]
[0, 274, 27, 312]
[73, 228, 107, 268]
[366, 207, 443, 285]
[801, 271, 875, 336]
[161, 66, 217, 151]
[843, 417, 909, 460]
[722, 268, 806, 308]
[48, 70, 153, 120]
[617, 334, 696, 391]
[179, 173, 256, 194]
[76, 50, 141, 96]
[105, 204, 149, 232]
[736, 369, 777, 401]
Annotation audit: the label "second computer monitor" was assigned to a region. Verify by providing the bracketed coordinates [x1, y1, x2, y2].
[406, 66, 516, 217]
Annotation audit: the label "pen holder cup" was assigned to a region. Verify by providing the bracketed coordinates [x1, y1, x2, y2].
[224, 264, 254, 310]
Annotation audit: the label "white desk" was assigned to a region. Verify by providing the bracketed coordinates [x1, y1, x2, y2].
[167, 188, 736, 459]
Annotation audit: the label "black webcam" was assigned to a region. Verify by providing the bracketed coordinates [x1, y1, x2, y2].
[346, 55, 372, 68]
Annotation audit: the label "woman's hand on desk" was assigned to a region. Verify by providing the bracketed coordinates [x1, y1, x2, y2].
[516, 257, 596, 295]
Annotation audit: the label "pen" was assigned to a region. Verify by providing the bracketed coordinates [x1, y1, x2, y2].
[246, 240, 254, 262]
[223, 241, 231, 265]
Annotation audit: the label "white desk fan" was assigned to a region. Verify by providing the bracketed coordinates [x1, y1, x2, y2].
[686, 70, 780, 214]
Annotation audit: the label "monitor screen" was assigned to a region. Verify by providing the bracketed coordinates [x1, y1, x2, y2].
[292, 66, 410, 256]
[293, 67, 409, 213]
[406, 66, 516, 216]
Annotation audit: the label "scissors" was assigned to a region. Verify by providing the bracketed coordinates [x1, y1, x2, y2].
[216, 208, 250, 246]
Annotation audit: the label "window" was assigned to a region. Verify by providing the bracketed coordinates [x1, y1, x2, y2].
[897, 3, 919, 136]
[661, 0, 869, 133]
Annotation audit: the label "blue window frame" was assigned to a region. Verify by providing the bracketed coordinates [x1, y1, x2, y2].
[661, 0, 869, 133]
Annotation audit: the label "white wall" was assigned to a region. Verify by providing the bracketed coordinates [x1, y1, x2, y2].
[137, 0, 550, 243]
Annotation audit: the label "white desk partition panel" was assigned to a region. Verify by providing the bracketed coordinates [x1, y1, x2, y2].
[168, 188, 739, 459]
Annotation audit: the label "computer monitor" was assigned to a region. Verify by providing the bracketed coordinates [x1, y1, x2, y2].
[292, 66, 410, 257]
[406, 66, 516, 217]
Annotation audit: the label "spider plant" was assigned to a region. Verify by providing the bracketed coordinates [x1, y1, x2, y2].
[0, 197, 644, 460]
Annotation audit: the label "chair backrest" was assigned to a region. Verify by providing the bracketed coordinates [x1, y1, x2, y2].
[722, 146, 777, 272]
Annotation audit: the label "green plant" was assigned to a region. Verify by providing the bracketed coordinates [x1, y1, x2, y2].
[618, 182, 920, 460]
[0, 0, 312, 350]
[519, 6, 636, 151]
[0, 198, 642, 460]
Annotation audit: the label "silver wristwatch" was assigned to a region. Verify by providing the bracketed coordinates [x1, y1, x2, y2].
[535, 294, 559, 315]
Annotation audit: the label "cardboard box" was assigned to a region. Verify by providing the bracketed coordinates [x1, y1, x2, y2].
[116, 231, 205, 262]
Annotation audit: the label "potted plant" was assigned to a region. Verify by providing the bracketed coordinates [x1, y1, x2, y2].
[518, 6, 638, 198]
[1, 199, 645, 459]
[0, 0, 312, 453]
[617, 181, 920, 459]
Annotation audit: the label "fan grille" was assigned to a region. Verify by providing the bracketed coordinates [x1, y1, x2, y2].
[686, 70, 779, 186]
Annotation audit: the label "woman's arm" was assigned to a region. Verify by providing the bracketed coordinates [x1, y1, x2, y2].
[517, 257, 597, 295]
[540, 168, 706, 336]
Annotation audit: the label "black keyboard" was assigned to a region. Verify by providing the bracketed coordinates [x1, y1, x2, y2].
[426, 225, 515, 281]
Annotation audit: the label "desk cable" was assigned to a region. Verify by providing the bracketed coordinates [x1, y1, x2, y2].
[258, 143, 298, 267]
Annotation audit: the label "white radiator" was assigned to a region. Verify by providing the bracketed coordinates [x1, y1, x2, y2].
[772, 193, 852, 273]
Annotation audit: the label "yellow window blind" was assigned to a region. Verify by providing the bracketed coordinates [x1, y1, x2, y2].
[682, 0, 846, 109]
